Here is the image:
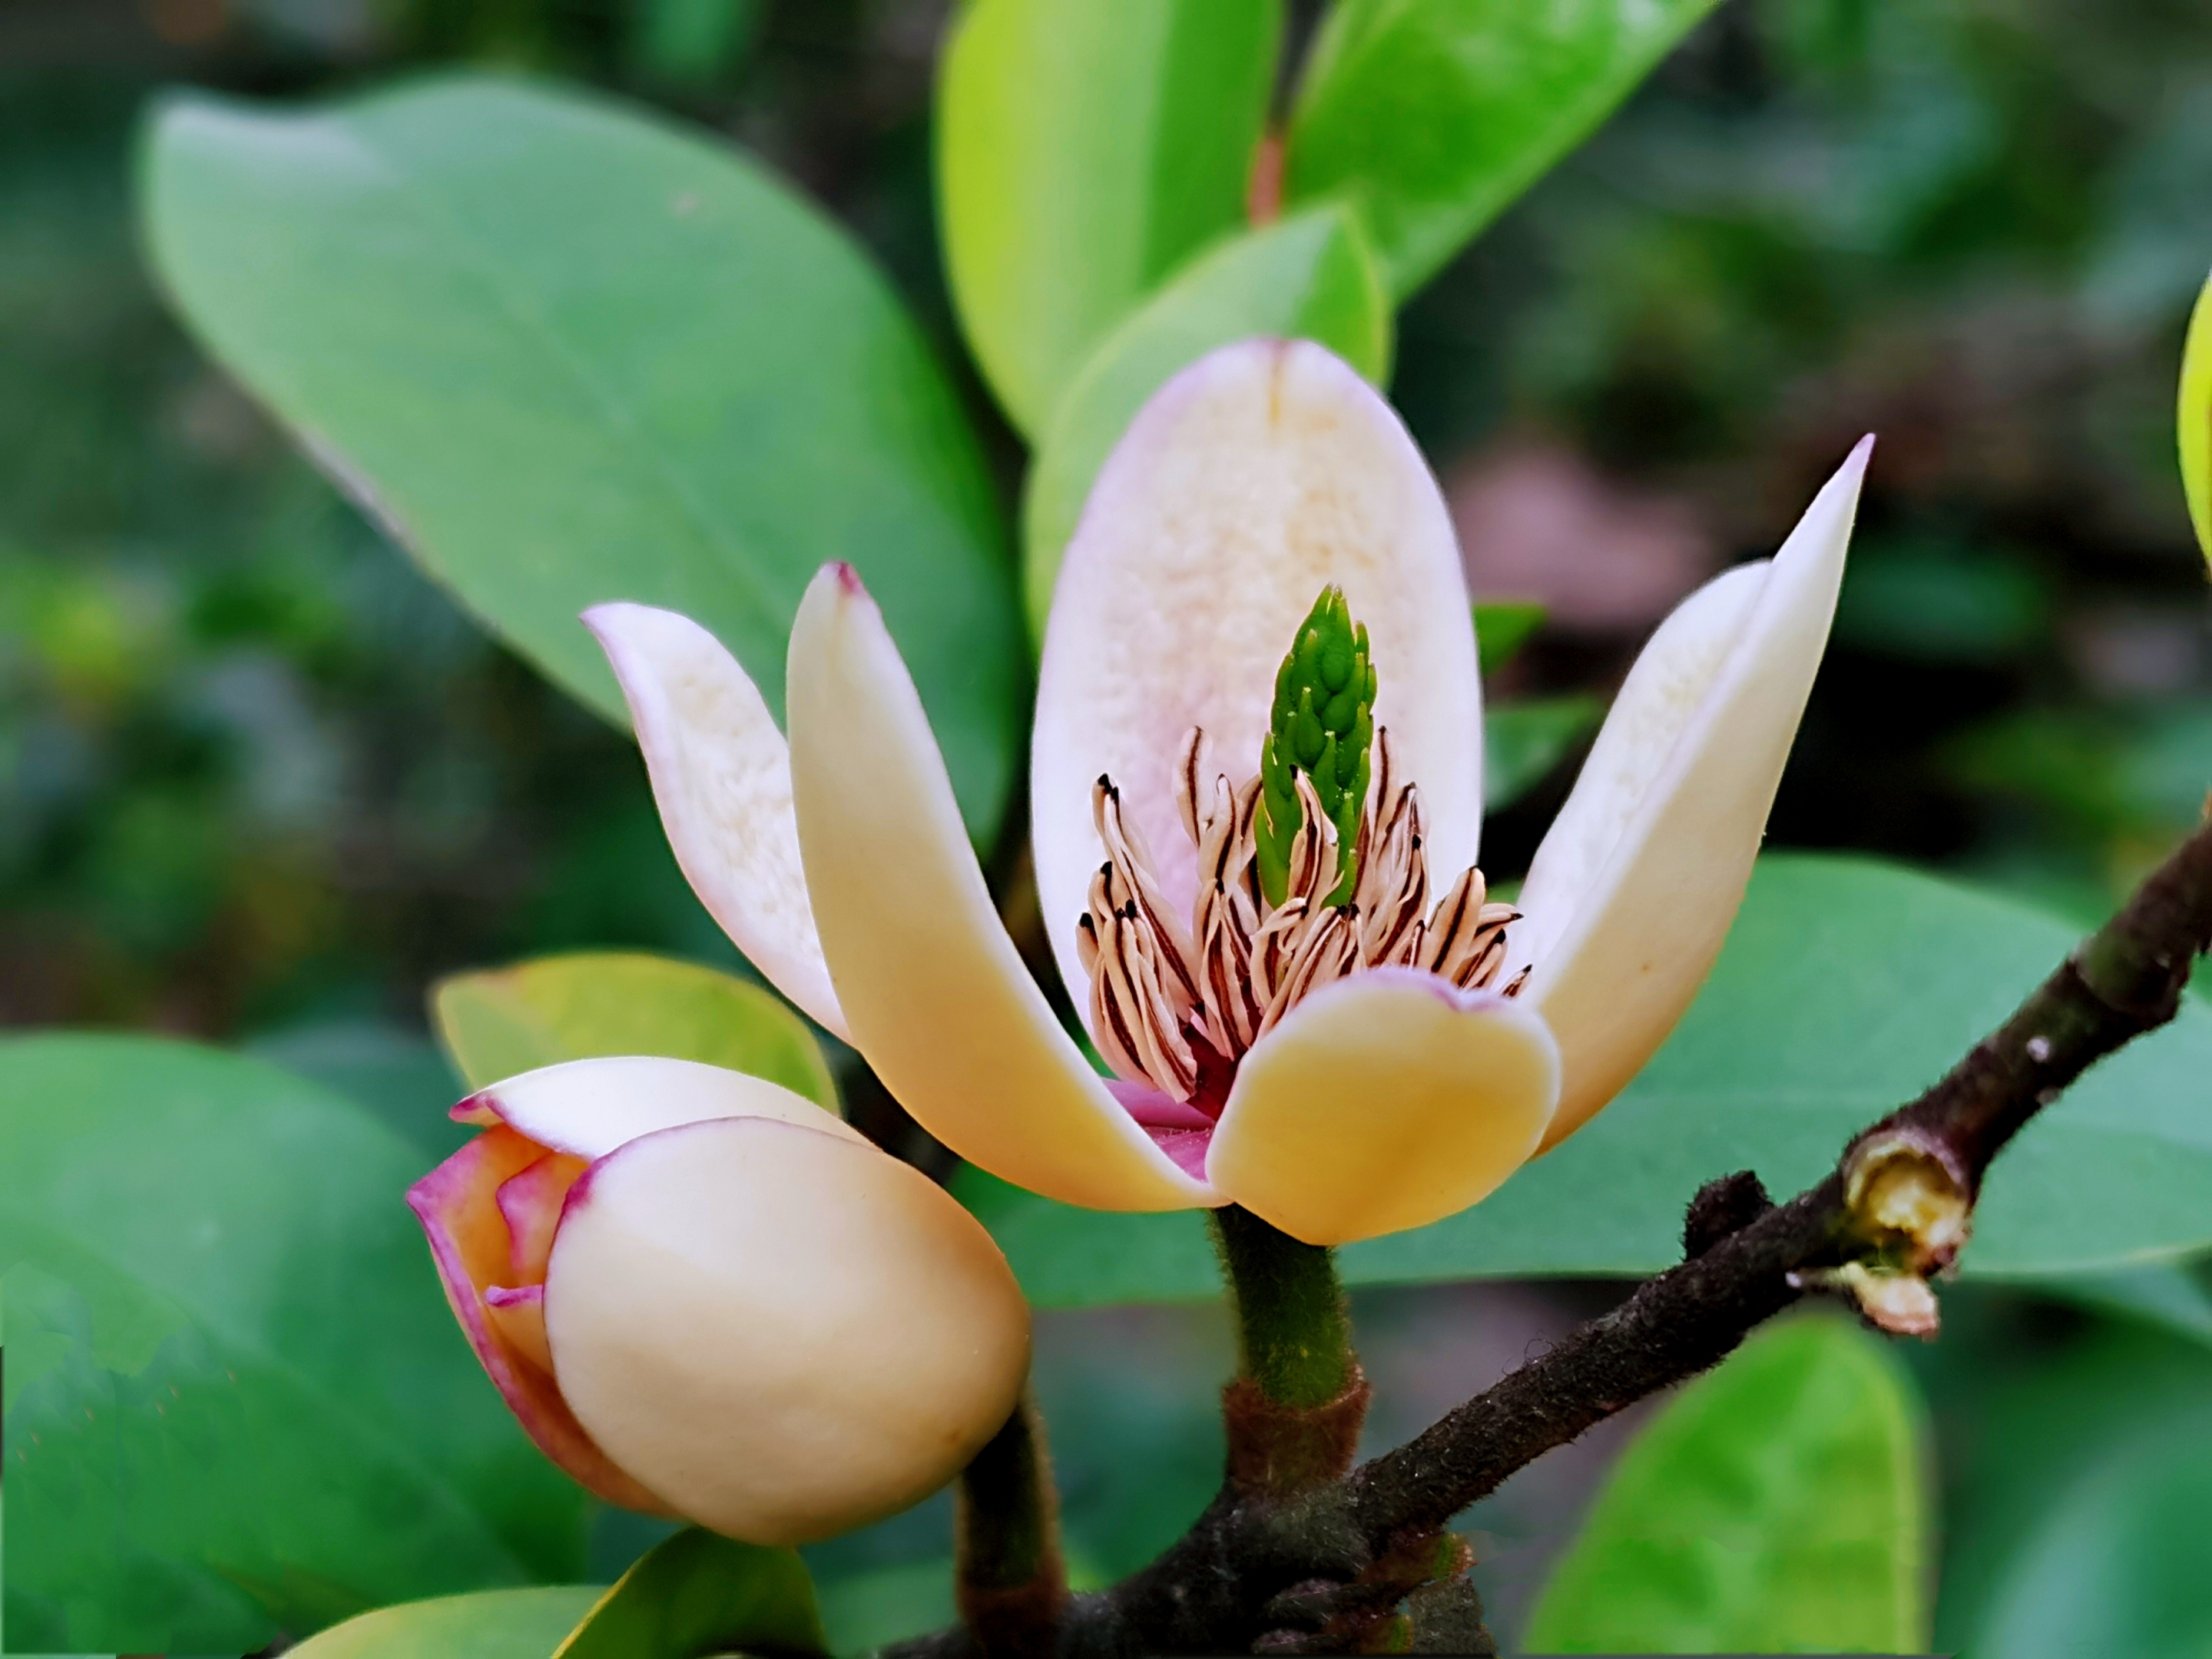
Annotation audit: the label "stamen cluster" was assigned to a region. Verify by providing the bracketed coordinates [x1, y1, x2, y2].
[1076, 727, 1522, 1104]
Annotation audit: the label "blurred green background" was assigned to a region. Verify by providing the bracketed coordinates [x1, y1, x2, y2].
[8, 0, 2212, 1653]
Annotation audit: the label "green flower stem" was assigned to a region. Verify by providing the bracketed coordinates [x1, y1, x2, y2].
[1210, 1207, 1369, 1499]
[955, 1392, 1067, 1657]
[1210, 1204, 1355, 1408]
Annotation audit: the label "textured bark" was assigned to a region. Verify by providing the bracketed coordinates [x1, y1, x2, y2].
[892, 817, 2212, 1658]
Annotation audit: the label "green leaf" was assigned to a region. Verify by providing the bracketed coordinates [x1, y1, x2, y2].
[1482, 693, 1601, 810]
[1522, 1313, 1930, 1654]
[1019, 204, 1391, 641]
[290, 1587, 605, 1657]
[555, 1526, 825, 1658]
[1473, 599, 1545, 674]
[1971, 1398, 2212, 1657]
[937, 0, 1283, 435]
[432, 950, 838, 1109]
[964, 854, 2212, 1306]
[2179, 267, 2212, 566]
[0, 1035, 588, 1654]
[141, 75, 1020, 845]
[1283, 0, 1724, 296]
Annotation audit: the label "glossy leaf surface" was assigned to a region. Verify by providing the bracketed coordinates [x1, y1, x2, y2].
[1019, 204, 1391, 639]
[938, 0, 1281, 435]
[555, 1526, 825, 1658]
[1283, 0, 1724, 296]
[1522, 1313, 1929, 1654]
[143, 75, 1020, 842]
[432, 949, 837, 1108]
[962, 855, 2212, 1306]
[1, 1035, 588, 1653]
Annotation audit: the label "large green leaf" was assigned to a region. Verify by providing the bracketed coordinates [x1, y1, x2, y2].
[1, 1035, 588, 1654]
[960, 854, 2212, 1306]
[937, 0, 1282, 435]
[289, 1588, 604, 1657]
[1969, 1392, 2212, 1657]
[141, 75, 1020, 843]
[1018, 204, 1391, 641]
[1283, 0, 1724, 296]
[432, 950, 838, 1108]
[555, 1526, 825, 1658]
[1522, 1313, 1929, 1654]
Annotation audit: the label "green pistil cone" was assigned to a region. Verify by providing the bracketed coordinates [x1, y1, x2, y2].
[1255, 587, 1376, 909]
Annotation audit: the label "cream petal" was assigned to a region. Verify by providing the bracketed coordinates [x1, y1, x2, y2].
[786, 564, 1215, 1211]
[405, 1127, 671, 1515]
[469, 1055, 866, 1162]
[584, 602, 849, 1041]
[1031, 339, 1482, 1020]
[1205, 967, 1560, 1247]
[1518, 439, 1872, 1151]
[545, 1116, 1030, 1546]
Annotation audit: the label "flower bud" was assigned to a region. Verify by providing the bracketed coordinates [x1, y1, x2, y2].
[407, 1055, 1029, 1545]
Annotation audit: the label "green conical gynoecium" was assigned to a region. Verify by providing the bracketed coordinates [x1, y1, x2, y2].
[1255, 586, 1377, 909]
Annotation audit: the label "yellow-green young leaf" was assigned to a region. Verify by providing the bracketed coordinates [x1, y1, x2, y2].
[555, 1527, 826, 1659]
[2177, 268, 2212, 566]
[1283, 0, 1723, 297]
[290, 1588, 605, 1657]
[432, 951, 838, 1109]
[1523, 1313, 1931, 1655]
[141, 76, 1021, 846]
[1021, 204, 1391, 641]
[937, 0, 1282, 435]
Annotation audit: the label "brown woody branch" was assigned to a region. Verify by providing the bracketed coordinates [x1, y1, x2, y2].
[895, 816, 2212, 1658]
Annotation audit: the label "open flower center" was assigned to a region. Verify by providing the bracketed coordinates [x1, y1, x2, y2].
[1075, 592, 1522, 1110]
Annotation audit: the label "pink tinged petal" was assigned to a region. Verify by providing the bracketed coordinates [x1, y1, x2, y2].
[471, 1054, 867, 1163]
[1205, 967, 1561, 1247]
[786, 564, 1217, 1212]
[483, 1283, 554, 1374]
[1031, 339, 1483, 1020]
[496, 1155, 584, 1283]
[1518, 439, 1873, 1152]
[405, 1127, 671, 1515]
[544, 1116, 1031, 1547]
[584, 602, 850, 1041]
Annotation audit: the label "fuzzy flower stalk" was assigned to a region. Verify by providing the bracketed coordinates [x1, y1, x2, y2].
[583, 338, 1868, 1250]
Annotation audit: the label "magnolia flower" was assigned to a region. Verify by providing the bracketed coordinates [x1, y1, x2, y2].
[589, 339, 1866, 1247]
[407, 1055, 1029, 1545]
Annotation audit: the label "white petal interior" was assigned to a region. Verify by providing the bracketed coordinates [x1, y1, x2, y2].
[1519, 440, 1871, 1148]
[586, 602, 849, 1041]
[1031, 339, 1482, 1024]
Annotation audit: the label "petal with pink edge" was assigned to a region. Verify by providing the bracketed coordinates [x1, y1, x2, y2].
[1031, 339, 1482, 1019]
[1517, 439, 1871, 1151]
[405, 1127, 669, 1514]
[468, 1055, 866, 1163]
[584, 601, 849, 1041]
[1206, 968, 1560, 1247]
[786, 563, 1216, 1212]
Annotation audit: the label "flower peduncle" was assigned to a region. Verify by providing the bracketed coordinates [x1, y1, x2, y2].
[1257, 587, 1376, 909]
